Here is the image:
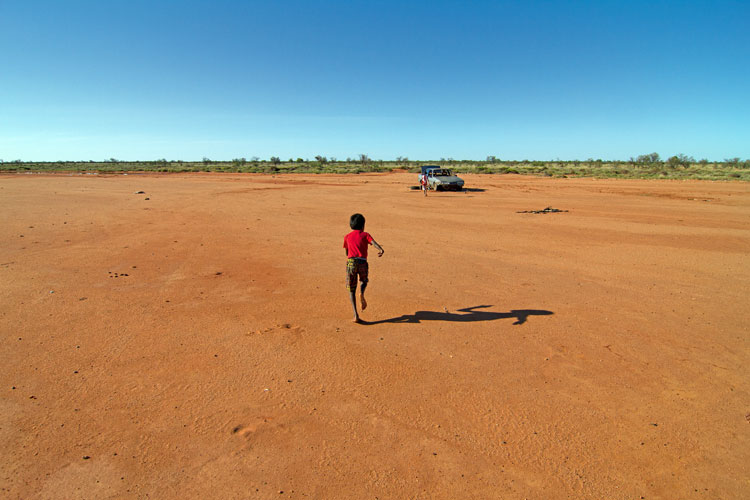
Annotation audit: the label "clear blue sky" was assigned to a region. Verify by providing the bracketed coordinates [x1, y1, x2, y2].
[1, 0, 748, 161]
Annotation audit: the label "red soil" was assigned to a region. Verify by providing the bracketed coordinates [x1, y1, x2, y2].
[1, 172, 748, 499]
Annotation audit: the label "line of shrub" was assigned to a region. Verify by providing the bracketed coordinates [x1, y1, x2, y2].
[1, 159, 748, 181]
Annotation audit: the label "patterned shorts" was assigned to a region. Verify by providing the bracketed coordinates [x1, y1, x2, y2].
[346, 258, 369, 291]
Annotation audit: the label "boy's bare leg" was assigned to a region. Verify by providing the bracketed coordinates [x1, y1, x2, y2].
[360, 282, 368, 311]
[349, 290, 360, 322]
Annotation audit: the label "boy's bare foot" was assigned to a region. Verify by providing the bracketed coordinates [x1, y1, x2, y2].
[360, 295, 367, 311]
[353, 317, 363, 324]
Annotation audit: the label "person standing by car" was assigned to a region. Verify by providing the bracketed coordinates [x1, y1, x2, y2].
[420, 172, 428, 196]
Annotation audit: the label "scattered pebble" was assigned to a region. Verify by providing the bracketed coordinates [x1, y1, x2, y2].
[82, 456, 90, 460]
[516, 207, 569, 214]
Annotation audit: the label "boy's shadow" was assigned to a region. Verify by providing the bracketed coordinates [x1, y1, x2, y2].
[364, 305, 553, 326]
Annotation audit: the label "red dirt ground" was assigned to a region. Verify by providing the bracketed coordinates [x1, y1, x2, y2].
[1, 172, 748, 499]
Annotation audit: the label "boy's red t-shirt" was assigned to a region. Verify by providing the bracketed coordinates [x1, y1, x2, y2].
[343, 230, 373, 259]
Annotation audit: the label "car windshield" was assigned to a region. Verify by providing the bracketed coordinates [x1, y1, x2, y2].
[431, 169, 451, 176]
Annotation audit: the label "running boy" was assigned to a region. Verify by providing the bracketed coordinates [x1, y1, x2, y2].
[343, 213, 384, 323]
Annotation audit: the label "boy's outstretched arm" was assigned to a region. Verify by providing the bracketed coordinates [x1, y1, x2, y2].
[371, 240, 384, 257]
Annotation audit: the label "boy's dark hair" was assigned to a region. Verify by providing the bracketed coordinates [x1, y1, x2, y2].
[350, 213, 365, 230]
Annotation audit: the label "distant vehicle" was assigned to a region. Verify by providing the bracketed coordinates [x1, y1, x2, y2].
[419, 165, 465, 191]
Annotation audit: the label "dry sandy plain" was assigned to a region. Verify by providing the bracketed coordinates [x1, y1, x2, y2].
[1, 172, 748, 499]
